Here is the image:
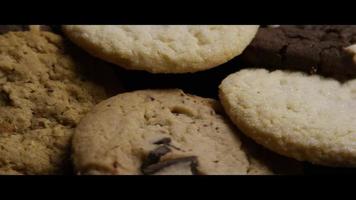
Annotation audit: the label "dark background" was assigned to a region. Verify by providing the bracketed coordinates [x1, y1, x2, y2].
[0, 25, 355, 175]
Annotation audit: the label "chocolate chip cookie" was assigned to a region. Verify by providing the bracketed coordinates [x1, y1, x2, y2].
[73, 89, 302, 175]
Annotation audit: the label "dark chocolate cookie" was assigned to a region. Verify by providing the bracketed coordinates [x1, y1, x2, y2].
[241, 25, 356, 81]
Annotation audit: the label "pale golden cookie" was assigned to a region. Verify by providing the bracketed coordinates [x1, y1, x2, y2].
[62, 25, 259, 73]
[219, 69, 356, 167]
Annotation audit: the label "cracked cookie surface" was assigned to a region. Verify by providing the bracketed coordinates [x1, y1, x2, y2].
[0, 30, 121, 175]
[219, 69, 356, 167]
[62, 25, 259, 73]
[241, 25, 356, 81]
[73, 89, 302, 175]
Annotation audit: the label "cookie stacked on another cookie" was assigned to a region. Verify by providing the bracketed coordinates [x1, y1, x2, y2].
[72, 89, 302, 175]
[0, 29, 123, 175]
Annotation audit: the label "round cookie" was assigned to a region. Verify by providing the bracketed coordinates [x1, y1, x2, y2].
[0, 30, 122, 175]
[219, 69, 356, 167]
[73, 89, 302, 175]
[241, 25, 356, 82]
[62, 25, 259, 74]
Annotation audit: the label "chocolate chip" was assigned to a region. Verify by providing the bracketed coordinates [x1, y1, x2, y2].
[153, 137, 171, 145]
[141, 145, 171, 170]
[0, 91, 11, 106]
[142, 137, 191, 174]
[148, 96, 155, 101]
[142, 156, 201, 175]
[154, 137, 183, 151]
